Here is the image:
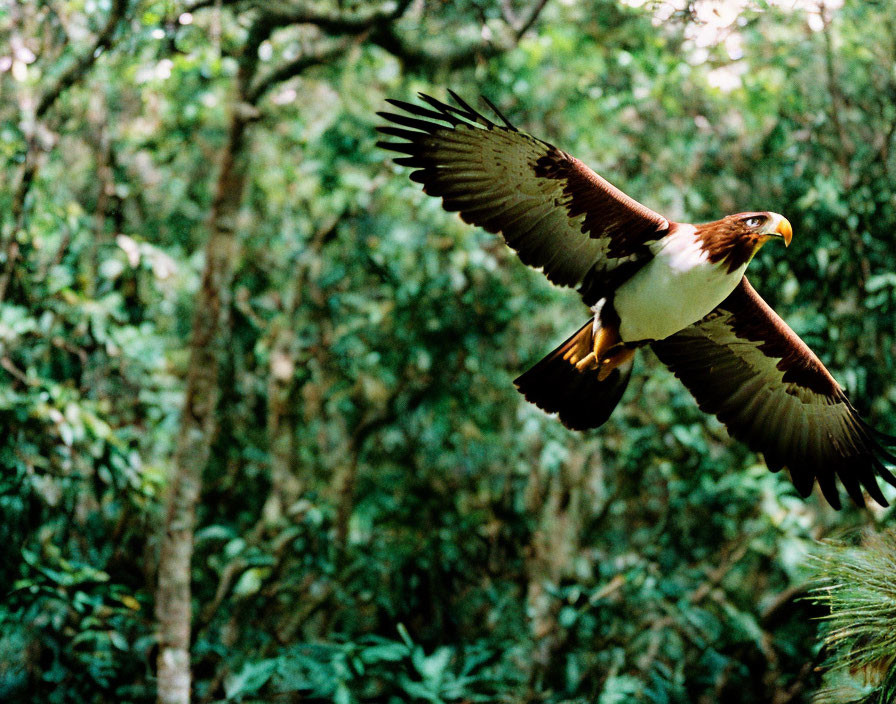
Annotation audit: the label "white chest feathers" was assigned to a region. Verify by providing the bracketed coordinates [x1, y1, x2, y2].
[613, 224, 748, 342]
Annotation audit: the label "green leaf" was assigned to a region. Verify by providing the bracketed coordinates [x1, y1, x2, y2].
[224, 659, 279, 700]
[360, 642, 408, 664]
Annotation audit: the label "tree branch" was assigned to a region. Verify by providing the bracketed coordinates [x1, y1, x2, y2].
[235, 0, 416, 105]
[369, 0, 549, 74]
[183, 0, 247, 12]
[246, 36, 356, 104]
[370, 23, 505, 71]
[512, 0, 550, 40]
[35, 0, 129, 119]
[258, 0, 414, 35]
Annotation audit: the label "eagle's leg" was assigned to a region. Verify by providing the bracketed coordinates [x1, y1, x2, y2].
[596, 346, 636, 381]
[570, 322, 621, 372]
[561, 326, 596, 367]
[573, 352, 597, 370]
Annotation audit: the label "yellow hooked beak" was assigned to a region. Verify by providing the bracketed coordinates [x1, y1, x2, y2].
[774, 216, 793, 247]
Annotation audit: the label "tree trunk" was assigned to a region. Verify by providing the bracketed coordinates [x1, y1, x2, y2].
[262, 322, 302, 524]
[524, 448, 600, 689]
[155, 112, 249, 704]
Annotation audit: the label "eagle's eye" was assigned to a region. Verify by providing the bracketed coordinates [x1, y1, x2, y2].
[743, 216, 765, 228]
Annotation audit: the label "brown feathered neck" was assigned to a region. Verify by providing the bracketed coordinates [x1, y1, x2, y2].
[695, 214, 768, 273]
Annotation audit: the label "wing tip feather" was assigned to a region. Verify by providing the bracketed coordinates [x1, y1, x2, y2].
[480, 94, 519, 131]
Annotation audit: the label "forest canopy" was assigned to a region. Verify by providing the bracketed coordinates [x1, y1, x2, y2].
[2, 1, 896, 702]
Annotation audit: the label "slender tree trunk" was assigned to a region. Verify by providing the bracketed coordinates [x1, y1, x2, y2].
[261, 219, 332, 524]
[262, 322, 302, 523]
[87, 89, 118, 298]
[524, 449, 601, 689]
[155, 111, 249, 704]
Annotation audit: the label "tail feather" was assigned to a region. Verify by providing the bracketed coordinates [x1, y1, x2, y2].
[514, 320, 634, 430]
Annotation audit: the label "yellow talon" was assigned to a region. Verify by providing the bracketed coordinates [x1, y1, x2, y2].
[575, 352, 597, 371]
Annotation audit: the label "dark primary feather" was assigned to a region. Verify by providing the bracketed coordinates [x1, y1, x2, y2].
[377, 93, 671, 303]
[652, 277, 896, 509]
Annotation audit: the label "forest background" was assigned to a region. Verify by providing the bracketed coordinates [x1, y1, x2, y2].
[3, 0, 896, 702]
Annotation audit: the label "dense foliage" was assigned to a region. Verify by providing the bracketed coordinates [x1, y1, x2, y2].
[2, 0, 896, 702]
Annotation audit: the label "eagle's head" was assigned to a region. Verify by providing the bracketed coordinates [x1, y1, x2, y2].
[727, 211, 793, 247]
[697, 211, 793, 272]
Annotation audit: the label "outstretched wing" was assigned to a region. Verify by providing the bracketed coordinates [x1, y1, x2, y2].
[651, 277, 896, 509]
[377, 92, 670, 303]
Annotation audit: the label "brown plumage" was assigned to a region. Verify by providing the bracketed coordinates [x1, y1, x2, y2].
[378, 92, 896, 509]
[696, 213, 782, 273]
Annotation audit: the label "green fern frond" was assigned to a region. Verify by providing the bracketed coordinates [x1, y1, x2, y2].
[811, 530, 896, 704]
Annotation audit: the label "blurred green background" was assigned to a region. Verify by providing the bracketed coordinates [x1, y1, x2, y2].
[2, 0, 896, 702]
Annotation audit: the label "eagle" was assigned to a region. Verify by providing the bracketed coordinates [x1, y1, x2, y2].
[377, 92, 896, 509]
